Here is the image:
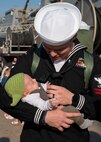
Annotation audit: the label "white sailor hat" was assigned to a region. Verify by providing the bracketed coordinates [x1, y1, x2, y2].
[34, 2, 82, 46]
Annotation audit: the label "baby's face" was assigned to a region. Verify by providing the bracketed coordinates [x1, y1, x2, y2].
[24, 74, 39, 95]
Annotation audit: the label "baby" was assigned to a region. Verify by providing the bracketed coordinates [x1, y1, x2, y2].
[5, 73, 93, 129]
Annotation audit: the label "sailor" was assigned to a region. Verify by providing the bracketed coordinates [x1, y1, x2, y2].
[0, 2, 101, 142]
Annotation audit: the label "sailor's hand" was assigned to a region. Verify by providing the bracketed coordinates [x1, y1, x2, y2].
[47, 84, 74, 105]
[45, 108, 81, 132]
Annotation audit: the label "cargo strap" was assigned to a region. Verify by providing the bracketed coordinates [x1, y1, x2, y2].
[84, 51, 94, 89]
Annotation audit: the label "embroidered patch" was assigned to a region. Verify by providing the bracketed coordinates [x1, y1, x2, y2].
[93, 75, 101, 95]
[94, 88, 101, 95]
[94, 77, 101, 88]
[75, 58, 87, 68]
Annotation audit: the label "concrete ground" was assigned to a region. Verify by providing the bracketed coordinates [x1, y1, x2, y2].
[0, 110, 22, 142]
[0, 109, 101, 142]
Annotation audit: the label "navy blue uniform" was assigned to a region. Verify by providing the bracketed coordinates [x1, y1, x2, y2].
[0, 43, 101, 142]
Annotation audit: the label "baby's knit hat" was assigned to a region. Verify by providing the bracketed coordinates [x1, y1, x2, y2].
[5, 73, 24, 106]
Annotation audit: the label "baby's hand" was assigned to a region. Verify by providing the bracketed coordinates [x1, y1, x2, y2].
[49, 98, 60, 108]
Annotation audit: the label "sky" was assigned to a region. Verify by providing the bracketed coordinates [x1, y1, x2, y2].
[0, 0, 41, 16]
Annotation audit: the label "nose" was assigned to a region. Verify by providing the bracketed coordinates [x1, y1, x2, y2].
[49, 51, 57, 57]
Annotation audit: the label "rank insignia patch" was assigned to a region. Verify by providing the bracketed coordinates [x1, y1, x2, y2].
[75, 58, 87, 69]
[93, 76, 101, 95]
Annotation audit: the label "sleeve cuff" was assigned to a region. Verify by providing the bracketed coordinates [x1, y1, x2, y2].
[72, 94, 80, 106]
[34, 109, 44, 124]
[72, 94, 85, 110]
[39, 111, 47, 125]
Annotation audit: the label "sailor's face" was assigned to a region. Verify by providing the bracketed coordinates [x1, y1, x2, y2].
[44, 42, 73, 62]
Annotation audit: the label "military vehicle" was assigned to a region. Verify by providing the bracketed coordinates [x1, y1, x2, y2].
[0, 0, 39, 56]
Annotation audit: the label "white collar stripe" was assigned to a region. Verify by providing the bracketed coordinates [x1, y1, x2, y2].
[66, 44, 86, 61]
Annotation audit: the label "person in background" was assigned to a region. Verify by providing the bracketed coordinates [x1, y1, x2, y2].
[0, 2, 101, 142]
[11, 57, 17, 69]
[0, 66, 2, 77]
[1, 63, 20, 125]
[0, 65, 14, 120]
[0, 57, 3, 77]
[1, 66, 11, 86]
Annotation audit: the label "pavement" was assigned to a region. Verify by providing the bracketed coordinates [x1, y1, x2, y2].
[0, 109, 101, 142]
[0, 110, 22, 142]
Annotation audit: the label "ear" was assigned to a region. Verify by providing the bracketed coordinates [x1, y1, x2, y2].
[24, 89, 29, 96]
